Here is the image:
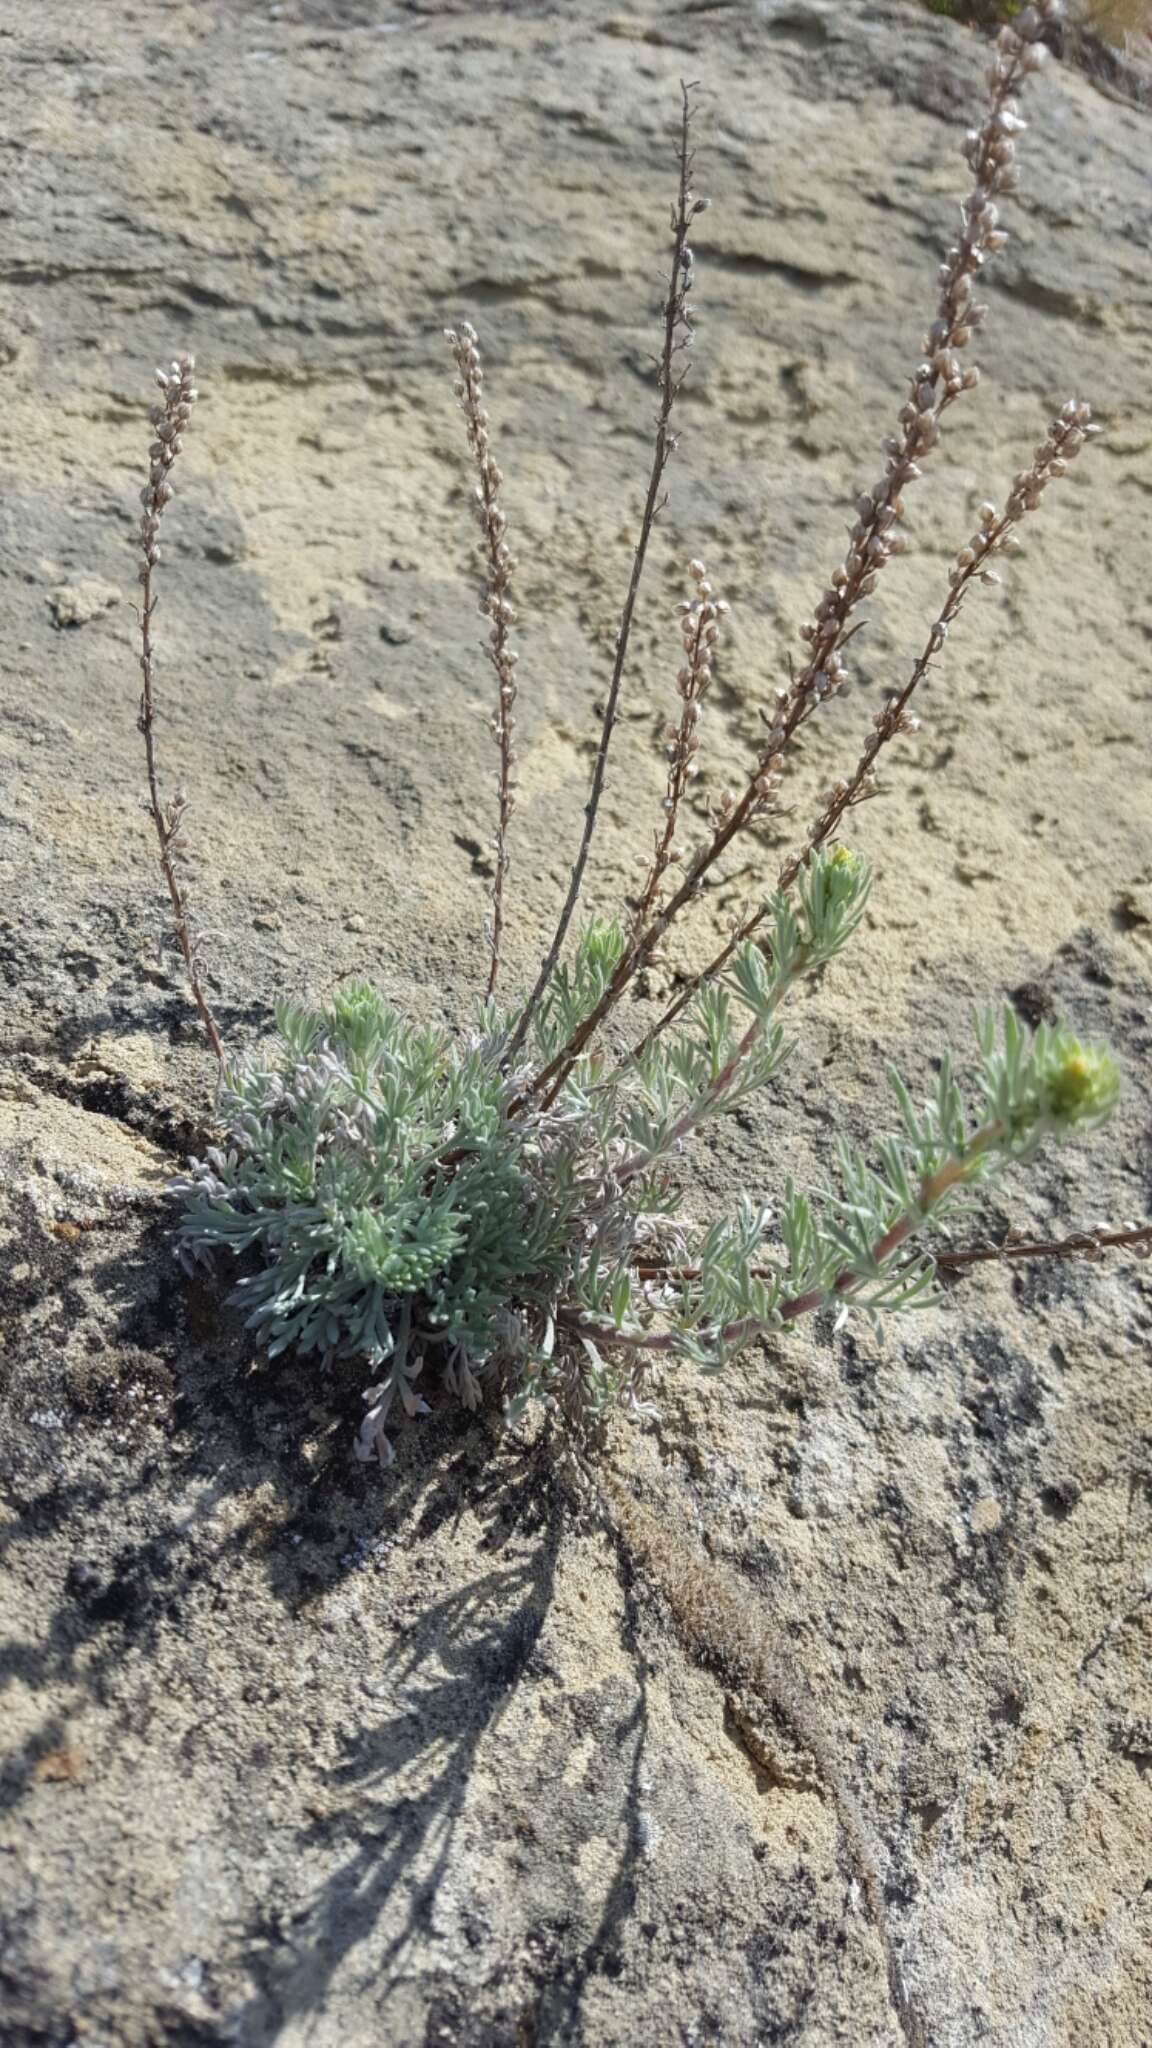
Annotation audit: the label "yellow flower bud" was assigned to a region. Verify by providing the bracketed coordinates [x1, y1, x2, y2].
[1045, 1043, 1120, 1127]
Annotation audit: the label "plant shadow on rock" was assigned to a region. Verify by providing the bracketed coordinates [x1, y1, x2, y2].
[229, 1497, 653, 2047]
[0, 1201, 657, 2043]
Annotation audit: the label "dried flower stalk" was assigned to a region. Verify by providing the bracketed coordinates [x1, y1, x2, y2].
[520, 3, 1062, 1111]
[633, 1218, 1152, 1290]
[445, 320, 520, 998]
[136, 354, 223, 1065]
[631, 397, 1100, 1060]
[505, 77, 706, 1066]
[629, 558, 727, 947]
[934, 1218, 1152, 1272]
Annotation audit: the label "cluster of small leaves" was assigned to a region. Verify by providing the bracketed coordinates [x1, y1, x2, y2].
[813, 1013, 1119, 1303]
[172, 852, 868, 1450]
[620, 847, 873, 1170]
[529, 918, 627, 1073]
[174, 984, 572, 1457]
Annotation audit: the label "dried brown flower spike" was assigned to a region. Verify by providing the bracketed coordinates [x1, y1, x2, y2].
[136, 355, 223, 1065]
[445, 320, 520, 998]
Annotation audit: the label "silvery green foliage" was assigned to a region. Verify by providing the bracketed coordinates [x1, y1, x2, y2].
[175, 984, 570, 1459]
[176, 846, 1119, 1463]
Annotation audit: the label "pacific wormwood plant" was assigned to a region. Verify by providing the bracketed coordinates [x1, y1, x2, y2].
[144, 3, 1143, 1474]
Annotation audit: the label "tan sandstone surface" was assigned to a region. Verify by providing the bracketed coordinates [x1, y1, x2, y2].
[1, 2, 1150, 2043]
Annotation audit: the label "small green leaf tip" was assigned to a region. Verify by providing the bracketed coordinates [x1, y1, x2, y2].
[579, 919, 626, 974]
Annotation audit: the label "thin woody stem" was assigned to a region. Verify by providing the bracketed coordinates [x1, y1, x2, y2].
[136, 355, 223, 1066]
[139, 578, 223, 1065]
[627, 401, 1097, 1063]
[631, 606, 706, 940]
[631, 1216, 1152, 1290]
[932, 1218, 1152, 1271]
[505, 79, 703, 1068]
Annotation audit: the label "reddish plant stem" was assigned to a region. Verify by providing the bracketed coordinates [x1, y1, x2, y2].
[932, 1218, 1152, 1271]
[628, 541, 1005, 1065]
[634, 1218, 1152, 1285]
[616, 1010, 763, 1184]
[616, 937, 816, 1183]
[629, 571, 720, 946]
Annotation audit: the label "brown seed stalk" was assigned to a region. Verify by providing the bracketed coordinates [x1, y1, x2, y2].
[445, 320, 520, 1000]
[628, 1215, 1152, 1302]
[136, 354, 223, 1066]
[932, 1217, 1152, 1272]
